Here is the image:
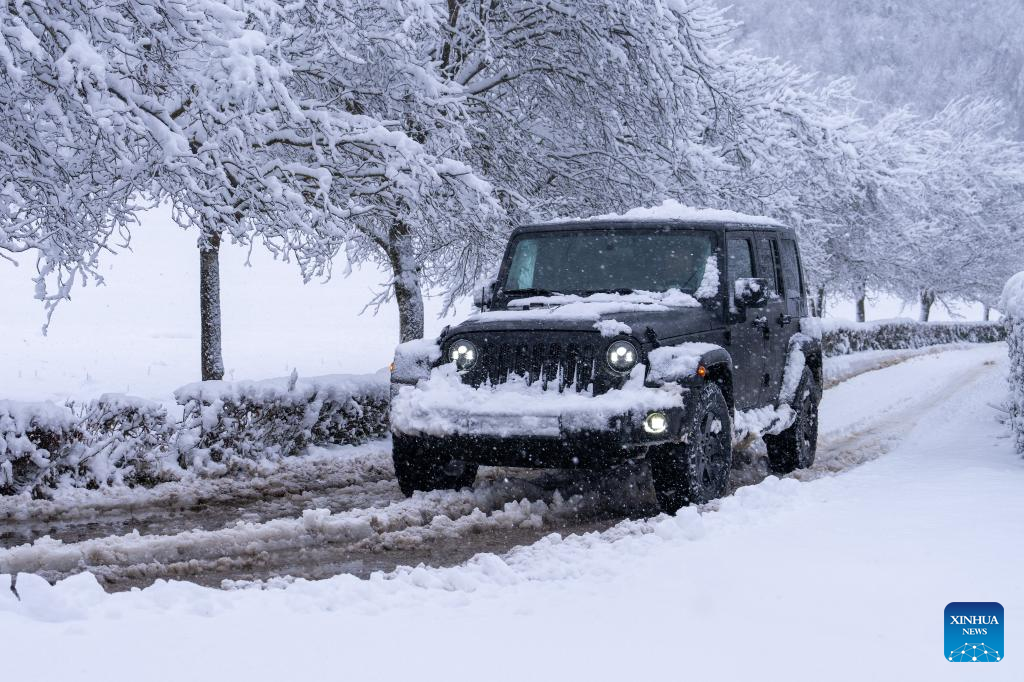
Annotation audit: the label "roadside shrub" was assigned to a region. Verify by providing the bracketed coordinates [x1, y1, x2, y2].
[0, 371, 390, 495]
[0, 401, 79, 496]
[1001, 273, 1024, 455]
[174, 371, 390, 473]
[802, 318, 1007, 357]
[68, 394, 183, 488]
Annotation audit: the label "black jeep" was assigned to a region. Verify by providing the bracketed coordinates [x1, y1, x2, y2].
[389, 211, 822, 513]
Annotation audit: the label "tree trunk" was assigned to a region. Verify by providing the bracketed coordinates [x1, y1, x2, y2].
[854, 282, 866, 323]
[199, 231, 225, 381]
[386, 221, 425, 343]
[983, 304, 991, 321]
[815, 285, 827, 318]
[920, 290, 935, 322]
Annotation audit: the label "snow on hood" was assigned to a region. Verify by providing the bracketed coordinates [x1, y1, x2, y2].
[551, 199, 782, 227]
[468, 289, 700, 325]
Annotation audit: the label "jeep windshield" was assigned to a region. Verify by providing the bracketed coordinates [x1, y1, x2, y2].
[503, 228, 717, 296]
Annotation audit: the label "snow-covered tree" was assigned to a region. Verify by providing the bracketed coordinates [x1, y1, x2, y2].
[5, 0, 1021, 358]
[729, 0, 1024, 138]
[232, 0, 503, 344]
[1, 0, 500, 373]
[0, 0, 187, 322]
[796, 97, 1024, 321]
[249, 0, 871, 343]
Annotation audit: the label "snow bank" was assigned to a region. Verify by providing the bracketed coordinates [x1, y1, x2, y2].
[391, 365, 683, 438]
[554, 199, 783, 227]
[175, 371, 389, 473]
[802, 317, 1005, 357]
[1002, 273, 1024, 454]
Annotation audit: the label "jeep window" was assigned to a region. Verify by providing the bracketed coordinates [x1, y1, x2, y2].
[770, 240, 785, 292]
[756, 237, 783, 294]
[727, 237, 755, 280]
[779, 238, 804, 315]
[503, 229, 718, 295]
[779, 239, 804, 296]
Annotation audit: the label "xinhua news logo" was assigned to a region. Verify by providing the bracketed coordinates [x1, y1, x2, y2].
[945, 602, 1004, 662]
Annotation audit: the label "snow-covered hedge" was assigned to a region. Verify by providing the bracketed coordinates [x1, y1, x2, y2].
[1001, 273, 1024, 455]
[0, 401, 79, 496]
[0, 372, 390, 496]
[70, 394, 182, 487]
[174, 371, 390, 473]
[803, 318, 1006, 358]
[1, 395, 184, 497]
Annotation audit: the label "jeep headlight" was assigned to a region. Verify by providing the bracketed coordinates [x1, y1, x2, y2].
[606, 340, 638, 373]
[448, 339, 479, 371]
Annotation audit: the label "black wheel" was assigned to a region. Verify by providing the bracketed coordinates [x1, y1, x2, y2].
[392, 434, 478, 497]
[650, 383, 732, 514]
[765, 366, 820, 475]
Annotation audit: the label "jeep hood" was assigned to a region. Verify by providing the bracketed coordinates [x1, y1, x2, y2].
[449, 290, 720, 337]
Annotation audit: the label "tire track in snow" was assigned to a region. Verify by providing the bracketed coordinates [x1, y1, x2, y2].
[0, 345, 1003, 590]
[0, 442, 398, 546]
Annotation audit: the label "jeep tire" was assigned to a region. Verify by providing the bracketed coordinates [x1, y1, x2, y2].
[392, 434, 479, 496]
[765, 366, 820, 475]
[650, 383, 732, 514]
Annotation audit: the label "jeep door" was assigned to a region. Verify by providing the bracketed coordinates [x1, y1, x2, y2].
[754, 234, 801, 402]
[726, 233, 768, 409]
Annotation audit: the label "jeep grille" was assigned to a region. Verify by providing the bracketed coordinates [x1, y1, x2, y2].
[459, 334, 603, 393]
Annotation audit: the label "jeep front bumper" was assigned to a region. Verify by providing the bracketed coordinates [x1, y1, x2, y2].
[389, 365, 690, 467]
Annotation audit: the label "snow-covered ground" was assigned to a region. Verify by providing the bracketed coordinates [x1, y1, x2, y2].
[2, 344, 1020, 681]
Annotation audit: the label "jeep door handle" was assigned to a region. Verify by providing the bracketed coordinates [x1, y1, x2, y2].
[778, 314, 793, 326]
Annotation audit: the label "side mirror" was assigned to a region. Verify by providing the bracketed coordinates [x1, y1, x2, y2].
[473, 280, 498, 311]
[735, 278, 769, 308]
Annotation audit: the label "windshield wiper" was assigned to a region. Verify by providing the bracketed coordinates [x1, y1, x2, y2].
[580, 288, 636, 296]
[504, 288, 558, 298]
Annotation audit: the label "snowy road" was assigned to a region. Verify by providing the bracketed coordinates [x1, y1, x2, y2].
[3, 343, 1022, 682]
[0, 344, 1006, 591]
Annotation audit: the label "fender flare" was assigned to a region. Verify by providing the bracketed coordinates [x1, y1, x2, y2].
[787, 332, 823, 388]
[646, 343, 734, 398]
[692, 347, 734, 411]
[778, 332, 823, 406]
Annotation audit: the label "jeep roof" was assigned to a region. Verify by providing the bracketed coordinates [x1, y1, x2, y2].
[514, 218, 790, 236]
[515, 201, 788, 236]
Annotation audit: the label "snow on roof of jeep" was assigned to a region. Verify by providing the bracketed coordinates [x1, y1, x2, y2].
[546, 199, 783, 228]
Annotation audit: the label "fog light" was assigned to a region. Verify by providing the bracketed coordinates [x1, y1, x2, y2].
[643, 411, 668, 435]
